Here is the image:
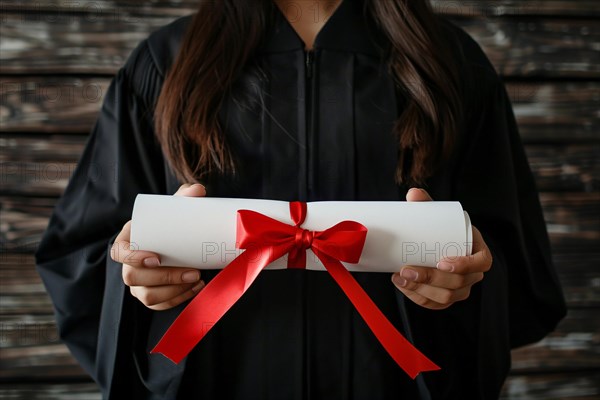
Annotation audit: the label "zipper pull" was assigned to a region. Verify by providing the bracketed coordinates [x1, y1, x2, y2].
[305, 49, 314, 79]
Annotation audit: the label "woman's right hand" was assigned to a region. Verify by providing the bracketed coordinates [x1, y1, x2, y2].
[110, 183, 207, 310]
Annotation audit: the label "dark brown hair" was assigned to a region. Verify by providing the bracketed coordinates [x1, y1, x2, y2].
[154, 0, 463, 186]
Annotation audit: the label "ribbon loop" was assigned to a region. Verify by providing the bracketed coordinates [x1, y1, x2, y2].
[290, 201, 307, 226]
[151, 202, 440, 378]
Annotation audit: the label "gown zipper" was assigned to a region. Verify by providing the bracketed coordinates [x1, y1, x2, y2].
[306, 49, 314, 79]
[303, 47, 315, 400]
[305, 49, 316, 199]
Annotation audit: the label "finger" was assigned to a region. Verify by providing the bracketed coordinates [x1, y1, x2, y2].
[110, 221, 161, 267]
[122, 265, 201, 287]
[175, 183, 207, 197]
[130, 282, 194, 306]
[406, 188, 433, 202]
[436, 228, 492, 274]
[131, 280, 205, 309]
[148, 286, 203, 311]
[147, 283, 205, 311]
[396, 287, 453, 310]
[393, 273, 473, 306]
[393, 266, 483, 290]
[471, 226, 491, 255]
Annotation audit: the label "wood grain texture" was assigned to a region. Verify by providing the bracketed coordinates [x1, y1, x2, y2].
[510, 308, 600, 372]
[0, 315, 59, 348]
[501, 371, 600, 400]
[0, 299, 597, 379]
[1, 0, 599, 396]
[0, 383, 101, 399]
[0, 343, 86, 380]
[2, 191, 600, 255]
[2, 136, 598, 196]
[0, 371, 598, 400]
[0, 159, 78, 196]
[3, 79, 599, 142]
[0, 284, 598, 378]
[454, 17, 600, 78]
[1, 12, 599, 76]
[526, 144, 600, 192]
[0, 197, 55, 253]
[1, 78, 110, 133]
[506, 82, 600, 144]
[0, 0, 196, 15]
[554, 253, 600, 307]
[12, 303, 600, 372]
[540, 192, 600, 254]
[0, 12, 175, 74]
[1, 249, 598, 313]
[2, 0, 600, 17]
[1, 191, 599, 254]
[0, 249, 597, 377]
[430, 0, 600, 17]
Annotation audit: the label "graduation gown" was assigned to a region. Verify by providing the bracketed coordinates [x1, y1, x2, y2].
[35, 0, 566, 398]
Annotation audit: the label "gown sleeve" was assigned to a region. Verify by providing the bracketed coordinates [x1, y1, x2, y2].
[34, 39, 166, 397]
[453, 63, 567, 349]
[424, 59, 568, 398]
[402, 37, 567, 397]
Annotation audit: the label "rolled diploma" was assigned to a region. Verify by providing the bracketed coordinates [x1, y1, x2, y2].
[131, 194, 472, 273]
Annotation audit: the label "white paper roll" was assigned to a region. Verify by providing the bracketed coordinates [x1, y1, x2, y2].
[130, 195, 472, 272]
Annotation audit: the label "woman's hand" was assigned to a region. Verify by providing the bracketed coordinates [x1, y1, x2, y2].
[391, 188, 493, 310]
[110, 183, 207, 310]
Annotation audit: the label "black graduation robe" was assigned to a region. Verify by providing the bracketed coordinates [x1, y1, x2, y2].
[35, 0, 567, 398]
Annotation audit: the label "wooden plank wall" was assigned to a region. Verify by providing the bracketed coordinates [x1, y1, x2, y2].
[1, 0, 599, 398]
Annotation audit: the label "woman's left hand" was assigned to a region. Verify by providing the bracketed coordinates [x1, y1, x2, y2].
[391, 188, 493, 310]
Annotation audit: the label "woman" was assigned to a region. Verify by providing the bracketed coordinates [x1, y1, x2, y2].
[35, 0, 566, 398]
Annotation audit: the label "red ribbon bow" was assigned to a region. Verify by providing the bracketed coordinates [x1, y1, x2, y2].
[151, 201, 440, 378]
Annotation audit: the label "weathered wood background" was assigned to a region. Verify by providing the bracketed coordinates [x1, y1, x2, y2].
[1, 0, 599, 398]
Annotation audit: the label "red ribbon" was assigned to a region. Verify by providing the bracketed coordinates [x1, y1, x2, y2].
[151, 201, 440, 378]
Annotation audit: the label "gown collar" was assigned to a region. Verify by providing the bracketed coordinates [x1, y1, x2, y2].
[259, 0, 387, 57]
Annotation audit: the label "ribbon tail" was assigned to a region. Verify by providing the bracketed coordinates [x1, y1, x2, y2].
[151, 244, 290, 363]
[287, 248, 307, 269]
[314, 250, 441, 379]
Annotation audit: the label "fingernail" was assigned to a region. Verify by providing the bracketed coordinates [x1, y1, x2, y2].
[182, 270, 200, 283]
[393, 274, 407, 287]
[143, 257, 160, 267]
[192, 183, 206, 194]
[401, 268, 419, 281]
[437, 261, 454, 272]
[192, 280, 205, 293]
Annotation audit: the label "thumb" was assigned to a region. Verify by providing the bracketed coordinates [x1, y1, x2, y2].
[406, 187, 433, 202]
[174, 183, 207, 197]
